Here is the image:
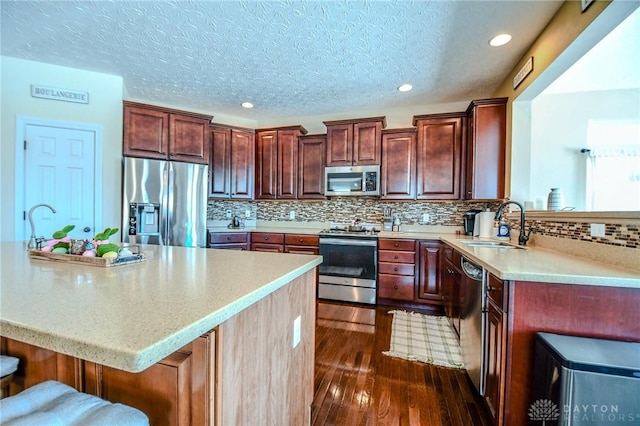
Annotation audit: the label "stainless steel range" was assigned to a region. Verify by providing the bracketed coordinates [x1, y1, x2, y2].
[318, 226, 378, 305]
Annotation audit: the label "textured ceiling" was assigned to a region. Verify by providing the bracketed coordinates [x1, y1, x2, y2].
[1, 0, 563, 121]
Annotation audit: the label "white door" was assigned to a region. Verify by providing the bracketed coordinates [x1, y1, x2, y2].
[23, 124, 97, 241]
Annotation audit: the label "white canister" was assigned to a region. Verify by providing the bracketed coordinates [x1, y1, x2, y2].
[547, 188, 565, 211]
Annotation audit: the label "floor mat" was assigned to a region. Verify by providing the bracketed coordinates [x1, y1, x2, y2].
[383, 310, 464, 369]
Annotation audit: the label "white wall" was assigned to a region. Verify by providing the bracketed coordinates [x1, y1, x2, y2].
[1, 57, 124, 241]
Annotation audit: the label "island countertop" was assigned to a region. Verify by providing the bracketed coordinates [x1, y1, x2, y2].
[0, 242, 322, 373]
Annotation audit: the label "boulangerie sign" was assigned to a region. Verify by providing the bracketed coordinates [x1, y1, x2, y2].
[31, 85, 89, 104]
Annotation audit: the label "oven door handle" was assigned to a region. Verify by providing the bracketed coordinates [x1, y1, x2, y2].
[319, 238, 377, 247]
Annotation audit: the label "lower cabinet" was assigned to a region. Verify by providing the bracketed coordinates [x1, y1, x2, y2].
[417, 241, 443, 308]
[440, 246, 463, 338]
[250, 232, 285, 252]
[208, 231, 249, 250]
[284, 234, 319, 254]
[1, 332, 215, 426]
[377, 238, 417, 303]
[484, 273, 507, 426]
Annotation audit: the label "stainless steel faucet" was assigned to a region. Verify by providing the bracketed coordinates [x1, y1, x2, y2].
[494, 201, 533, 246]
[27, 203, 56, 249]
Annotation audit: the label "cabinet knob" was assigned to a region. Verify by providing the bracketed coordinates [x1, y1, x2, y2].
[299, 239, 304, 243]
[393, 267, 398, 272]
[394, 243, 399, 247]
[394, 255, 399, 260]
[393, 285, 398, 290]
[227, 236, 232, 240]
[264, 236, 269, 240]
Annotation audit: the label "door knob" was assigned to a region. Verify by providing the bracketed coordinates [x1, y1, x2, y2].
[83, 227, 91, 232]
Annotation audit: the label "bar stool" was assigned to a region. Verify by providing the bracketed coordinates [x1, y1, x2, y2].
[0, 380, 149, 425]
[0, 355, 19, 398]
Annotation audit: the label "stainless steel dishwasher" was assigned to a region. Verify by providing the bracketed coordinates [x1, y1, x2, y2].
[459, 256, 487, 396]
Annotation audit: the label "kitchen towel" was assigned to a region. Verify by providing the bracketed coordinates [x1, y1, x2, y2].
[383, 310, 464, 369]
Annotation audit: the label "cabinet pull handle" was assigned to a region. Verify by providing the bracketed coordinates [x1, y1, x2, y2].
[393, 285, 398, 290]
[299, 239, 304, 243]
[487, 285, 496, 292]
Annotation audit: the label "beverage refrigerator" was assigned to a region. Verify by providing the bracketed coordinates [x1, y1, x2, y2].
[122, 157, 208, 248]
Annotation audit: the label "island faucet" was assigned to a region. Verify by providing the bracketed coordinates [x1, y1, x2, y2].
[27, 203, 56, 249]
[494, 200, 532, 246]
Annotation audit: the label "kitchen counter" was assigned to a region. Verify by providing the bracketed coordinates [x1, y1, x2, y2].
[0, 241, 322, 372]
[210, 225, 639, 288]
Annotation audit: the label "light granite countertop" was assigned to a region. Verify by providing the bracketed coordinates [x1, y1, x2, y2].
[208, 224, 639, 288]
[0, 242, 322, 373]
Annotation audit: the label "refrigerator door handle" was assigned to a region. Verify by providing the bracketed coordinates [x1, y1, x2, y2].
[162, 162, 171, 246]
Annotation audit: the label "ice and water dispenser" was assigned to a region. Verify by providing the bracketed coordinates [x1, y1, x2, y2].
[127, 203, 161, 237]
[532, 332, 640, 425]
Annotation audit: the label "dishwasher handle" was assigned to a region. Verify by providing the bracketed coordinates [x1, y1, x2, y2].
[461, 257, 484, 281]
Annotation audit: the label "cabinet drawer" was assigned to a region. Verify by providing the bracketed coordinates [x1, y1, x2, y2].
[284, 234, 319, 246]
[378, 262, 415, 276]
[379, 250, 415, 264]
[285, 246, 319, 255]
[378, 239, 416, 251]
[251, 243, 284, 253]
[378, 275, 415, 300]
[210, 243, 249, 251]
[251, 232, 285, 244]
[208, 232, 248, 245]
[487, 274, 507, 311]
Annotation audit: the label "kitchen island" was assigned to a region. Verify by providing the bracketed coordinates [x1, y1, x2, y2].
[0, 242, 322, 425]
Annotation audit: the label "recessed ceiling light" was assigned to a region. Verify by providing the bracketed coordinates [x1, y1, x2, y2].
[397, 84, 413, 92]
[241, 102, 254, 108]
[489, 34, 512, 47]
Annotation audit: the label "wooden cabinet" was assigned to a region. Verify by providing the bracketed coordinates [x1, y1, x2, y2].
[284, 234, 319, 255]
[255, 126, 307, 200]
[417, 241, 444, 311]
[250, 232, 285, 253]
[377, 239, 417, 303]
[413, 113, 464, 200]
[440, 245, 463, 337]
[298, 134, 326, 199]
[324, 117, 385, 166]
[123, 101, 211, 164]
[2, 332, 214, 426]
[381, 128, 417, 200]
[465, 98, 507, 200]
[208, 232, 250, 250]
[484, 274, 506, 426]
[209, 124, 254, 199]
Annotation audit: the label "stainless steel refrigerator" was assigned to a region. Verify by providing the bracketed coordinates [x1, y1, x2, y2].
[122, 157, 208, 248]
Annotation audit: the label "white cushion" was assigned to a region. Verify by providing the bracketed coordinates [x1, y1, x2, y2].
[0, 355, 19, 377]
[0, 380, 149, 426]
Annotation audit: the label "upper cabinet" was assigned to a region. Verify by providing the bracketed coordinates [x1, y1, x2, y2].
[465, 98, 507, 200]
[298, 134, 326, 200]
[255, 126, 307, 200]
[123, 101, 211, 164]
[381, 128, 417, 200]
[209, 124, 255, 199]
[413, 113, 465, 200]
[323, 117, 385, 166]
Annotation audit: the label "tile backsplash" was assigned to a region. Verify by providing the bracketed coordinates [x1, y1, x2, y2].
[208, 198, 639, 250]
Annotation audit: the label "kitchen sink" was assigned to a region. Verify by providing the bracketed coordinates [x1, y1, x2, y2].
[460, 241, 524, 249]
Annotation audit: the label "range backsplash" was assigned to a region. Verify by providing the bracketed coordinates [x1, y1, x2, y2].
[208, 198, 639, 250]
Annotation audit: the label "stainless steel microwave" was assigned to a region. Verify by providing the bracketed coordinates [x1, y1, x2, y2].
[325, 165, 380, 196]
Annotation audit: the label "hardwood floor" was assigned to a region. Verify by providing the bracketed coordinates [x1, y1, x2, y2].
[312, 301, 493, 426]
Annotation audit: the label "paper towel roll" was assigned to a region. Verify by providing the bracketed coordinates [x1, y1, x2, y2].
[477, 211, 496, 238]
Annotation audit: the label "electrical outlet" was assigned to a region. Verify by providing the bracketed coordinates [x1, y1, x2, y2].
[226, 210, 232, 219]
[422, 213, 430, 223]
[292, 315, 301, 348]
[590, 223, 605, 237]
[289, 210, 296, 220]
[245, 209, 251, 218]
